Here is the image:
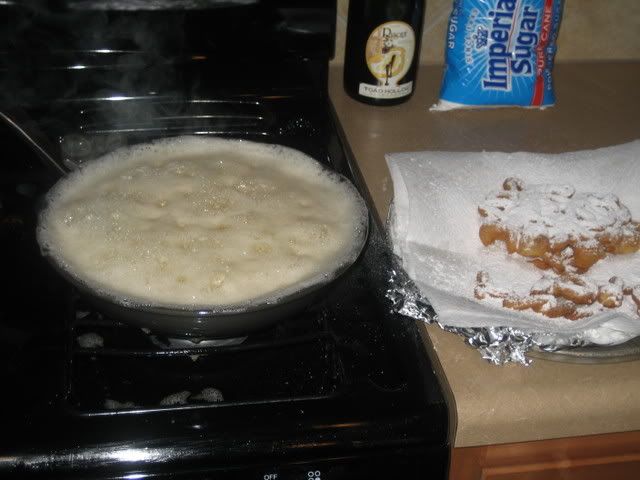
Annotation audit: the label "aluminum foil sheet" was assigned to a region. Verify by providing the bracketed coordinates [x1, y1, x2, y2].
[386, 262, 598, 366]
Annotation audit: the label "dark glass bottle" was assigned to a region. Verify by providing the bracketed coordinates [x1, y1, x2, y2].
[343, 0, 425, 106]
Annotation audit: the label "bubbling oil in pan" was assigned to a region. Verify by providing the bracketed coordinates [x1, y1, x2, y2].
[37, 136, 368, 310]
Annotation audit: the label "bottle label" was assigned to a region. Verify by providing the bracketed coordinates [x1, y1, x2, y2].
[358, 81, 413, 99]
[359, 21, 416, 99]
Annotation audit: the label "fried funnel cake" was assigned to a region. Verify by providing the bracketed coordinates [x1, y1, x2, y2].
[597, 277, 625, 308]
[475, 271, 640, 321]
[478, 177, 640, 272]
[630, 286, 640, 315]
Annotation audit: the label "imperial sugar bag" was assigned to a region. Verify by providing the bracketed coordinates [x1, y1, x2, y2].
[432, 0, 564, 110]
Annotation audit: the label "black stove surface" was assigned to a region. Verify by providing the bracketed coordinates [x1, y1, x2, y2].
[0, 3, 450, 479]
[0, 93, 450, 479]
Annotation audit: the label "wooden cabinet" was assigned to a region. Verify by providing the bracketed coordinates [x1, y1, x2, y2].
[449, 431, 640, 480]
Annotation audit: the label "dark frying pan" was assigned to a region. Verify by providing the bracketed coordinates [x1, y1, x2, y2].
[35, 137, 370, 339]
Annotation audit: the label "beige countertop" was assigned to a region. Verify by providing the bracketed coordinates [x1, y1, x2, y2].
[329, 63, 640, 448]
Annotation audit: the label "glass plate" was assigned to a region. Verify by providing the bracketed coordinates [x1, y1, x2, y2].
[529, 336, 640, 364]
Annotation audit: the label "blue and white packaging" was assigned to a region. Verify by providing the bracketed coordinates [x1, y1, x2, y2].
[433, 0, 564, 110]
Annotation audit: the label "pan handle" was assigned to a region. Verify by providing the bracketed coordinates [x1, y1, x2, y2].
[0, 108, 69, 178]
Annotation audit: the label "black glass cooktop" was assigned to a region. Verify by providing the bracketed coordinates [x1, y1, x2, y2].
[0, 91, 450, 479]
[0, 2, 450, 479]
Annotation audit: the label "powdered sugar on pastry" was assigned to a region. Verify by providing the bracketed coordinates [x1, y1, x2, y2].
[475, 270, 640, 321]
[478, 177, 640, 271]
[598, 277, 625, 308]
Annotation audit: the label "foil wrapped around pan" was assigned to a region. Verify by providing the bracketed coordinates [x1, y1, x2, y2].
[385, 261, 638, 365]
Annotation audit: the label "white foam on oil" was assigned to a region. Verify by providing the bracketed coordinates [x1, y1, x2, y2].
[38, 136, 368, 309]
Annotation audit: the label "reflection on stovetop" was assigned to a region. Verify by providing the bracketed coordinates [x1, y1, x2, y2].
[12, 94, 328, 177]
[60, 98, 275, 165]
[68, 297, 346, 413]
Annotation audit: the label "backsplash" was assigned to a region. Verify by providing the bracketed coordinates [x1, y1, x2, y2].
[333, 0, 640, 65]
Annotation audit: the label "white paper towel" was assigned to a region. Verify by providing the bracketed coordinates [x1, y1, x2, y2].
[387, 140, 640, 345]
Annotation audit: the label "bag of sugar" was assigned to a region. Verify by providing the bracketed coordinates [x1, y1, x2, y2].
[432, 0, 564, 111]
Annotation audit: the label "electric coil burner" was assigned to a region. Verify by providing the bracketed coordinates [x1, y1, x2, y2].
[0, 2, 451, 478]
